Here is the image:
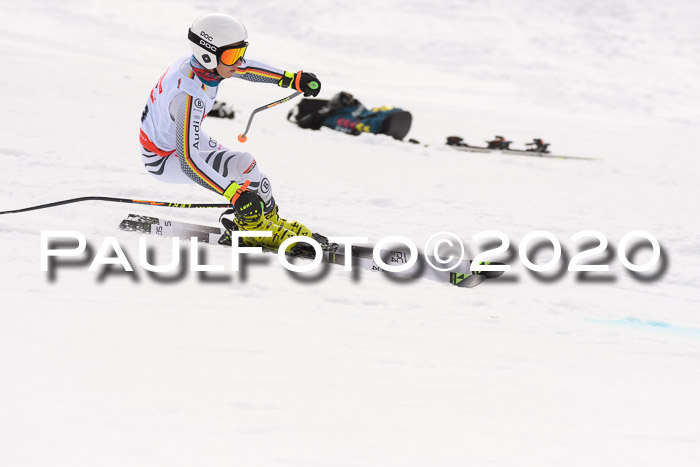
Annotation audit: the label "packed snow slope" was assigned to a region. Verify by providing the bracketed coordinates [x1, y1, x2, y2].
[1, 0, 699, 466]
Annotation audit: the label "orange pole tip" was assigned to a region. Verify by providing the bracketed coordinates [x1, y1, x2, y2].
[238, 134, 247, 143]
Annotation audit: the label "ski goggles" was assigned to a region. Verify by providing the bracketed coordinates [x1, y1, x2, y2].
[188, 29, 248, 66]
[218, 42, 248, 65]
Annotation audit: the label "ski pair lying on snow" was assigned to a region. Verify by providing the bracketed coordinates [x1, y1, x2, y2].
[118, 214, 504, 289]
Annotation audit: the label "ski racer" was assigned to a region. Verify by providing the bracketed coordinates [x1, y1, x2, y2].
[139, 13, 321, 250]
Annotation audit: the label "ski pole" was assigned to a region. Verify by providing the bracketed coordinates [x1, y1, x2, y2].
[237, 91, 302, 143]
[0, 196, 231, 216]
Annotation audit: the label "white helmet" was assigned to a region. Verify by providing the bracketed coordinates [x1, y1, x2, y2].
[188, 13, 248, 69]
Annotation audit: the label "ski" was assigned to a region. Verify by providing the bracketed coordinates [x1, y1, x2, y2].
[445, 136, 596, 160]
[119, 214, 499, 288]
[448, 145, 597, 161]
[123, 214, 504, 279]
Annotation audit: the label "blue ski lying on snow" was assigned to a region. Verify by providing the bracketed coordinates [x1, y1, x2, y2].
[118, 214, 505, 289]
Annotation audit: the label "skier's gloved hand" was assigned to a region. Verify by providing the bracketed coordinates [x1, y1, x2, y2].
[232, 190, 265, 222]
[278, 70, 321, 97]
[297, 72, 321, 97]
[223, 180, 251, 205]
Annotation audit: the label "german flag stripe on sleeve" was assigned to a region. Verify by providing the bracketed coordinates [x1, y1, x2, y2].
[234, 67, 283, 79]
[182, 95, 224, 194]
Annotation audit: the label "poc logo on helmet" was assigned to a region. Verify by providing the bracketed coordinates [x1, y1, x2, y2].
[200, 31, 213, 41]
[199, 39, 217, 52]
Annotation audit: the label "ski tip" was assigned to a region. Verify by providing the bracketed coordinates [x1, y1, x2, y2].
[450, 273, 487, 288]
[472, 262, 506, 279]
[477, 271, 505, 279]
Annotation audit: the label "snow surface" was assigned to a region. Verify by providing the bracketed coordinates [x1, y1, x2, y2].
[1, 0, 699, 465]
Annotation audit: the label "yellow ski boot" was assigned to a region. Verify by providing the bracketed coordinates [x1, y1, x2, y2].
[228, 191, 307, 254]
[265, 204, 312, 238]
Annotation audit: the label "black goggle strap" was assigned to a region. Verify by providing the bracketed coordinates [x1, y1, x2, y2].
[188, 29, 248, 59]
[188, 29, 219, 54]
